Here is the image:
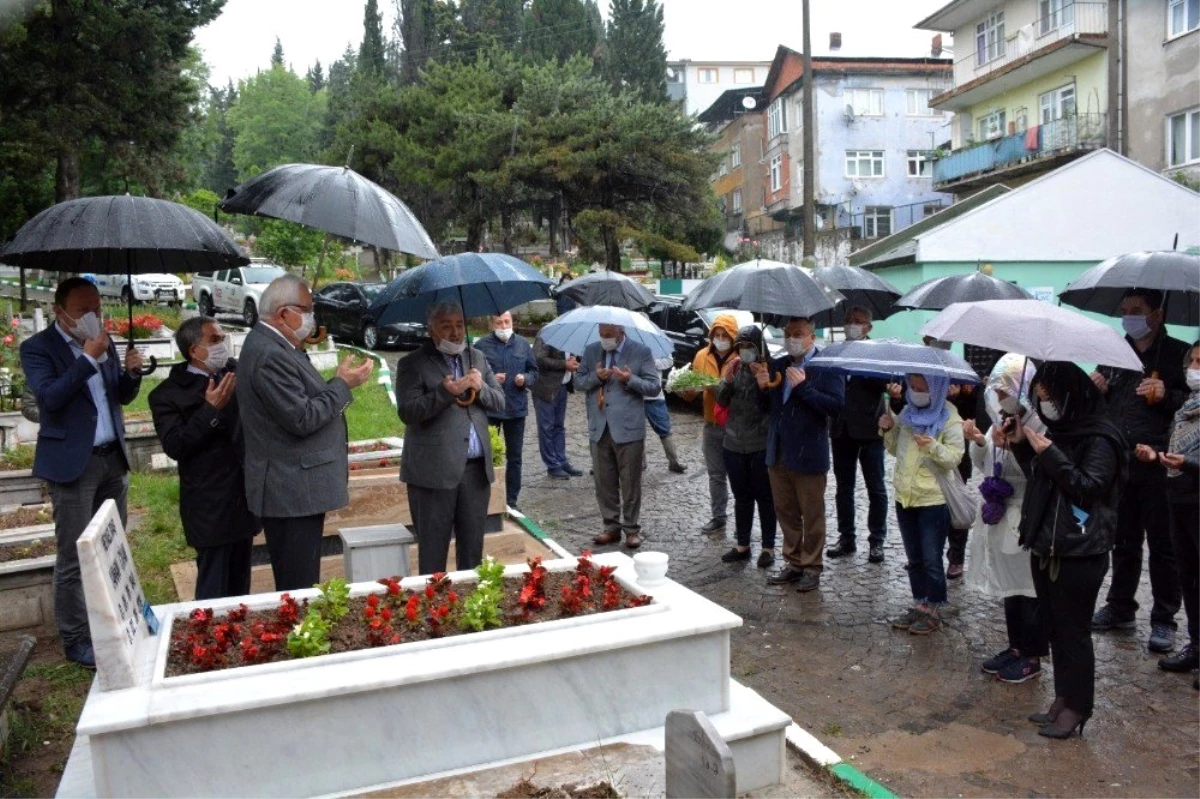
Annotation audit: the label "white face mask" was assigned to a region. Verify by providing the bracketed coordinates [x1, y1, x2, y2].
[494, 328, 513, 342]
[712, 338, 731, 353]
[784, 337, 809, 358]
[738, 347, 758, 364]
[844, 324, 865, 341]
[67, 311, 102, 341]
[1121, 314, 1152, 340]
[199, 342, 229, 373]
[291, 310, 316, 341]
[998, 395, 1022, 415]
[1039, 399, 1061, 421]
[908, 390, 931, 408]
[437, 338, 466, 356]
[1187, 368, 1200, 392]
[599, 336, 618, 352]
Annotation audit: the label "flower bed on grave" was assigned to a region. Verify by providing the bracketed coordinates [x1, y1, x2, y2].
[0, 536, 53, 563]
[348, 438, 403, 471]
[167, 554, 651, 677]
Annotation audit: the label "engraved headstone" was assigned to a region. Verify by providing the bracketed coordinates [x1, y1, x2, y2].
[664, 709, 736, 799]
[78, 499, 158, 691]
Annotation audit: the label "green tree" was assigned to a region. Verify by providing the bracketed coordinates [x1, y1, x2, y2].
[524, 0, 596, 64]
[227, 64, 326, 179]
[255, 219, 325, 270]
[306, 60, 326, 92]
[604, 0, 667, 104]
[271, 36, 285, 68]
[359, 0, 388, 77]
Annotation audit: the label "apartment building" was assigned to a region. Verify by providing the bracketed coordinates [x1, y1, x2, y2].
[667, 59, 773, 117]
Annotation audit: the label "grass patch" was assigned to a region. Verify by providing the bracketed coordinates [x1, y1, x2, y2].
[121, 378, 164, 417]
[0, 659, 94, 797]
[320, 365, 402, 441]
[127, 472, 190, 606]
[0, 443, 34, 471]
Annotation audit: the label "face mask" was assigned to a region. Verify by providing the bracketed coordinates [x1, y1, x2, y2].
[1121, 314, 1152, 340]
[1187, 368, 1200, 392]
[1039, 400, 1061, 421]
[784, 337, 809, 358]
[437, 338, 466, 356]
[908, 390, 931, 408]
[738, 348, 758, 363]
[494, 328, 513, 343]
[844, 324, 865, 341]
[199, 342, 229, 372]
[712, 338, 731, 353]
[599, 336, 618, 352]
[67, 311, 101, 341]
[998, 395, 1022, 415]
[291, 310, 315, 341]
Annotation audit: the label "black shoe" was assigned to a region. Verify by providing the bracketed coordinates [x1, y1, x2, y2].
[721, 547, 751, 563]
[868, 544, 884, 563]
[699, 517, 727, 534]
[981, 648, 1020, 674]
[795, 572, 821, 593]
[1091, 605, 1136, 631]
[65, 642, 96, 670]
[768, 566, 805, 585]
[547, 469, 570, 480]
[757, 550, 775, 569]
[1159, 642, 1199, 672]
[1038, 709, 1089, 739]
[826, 540, 856, 558]
[1148, 623, 1176, 653]
[563, 463, 584, 477]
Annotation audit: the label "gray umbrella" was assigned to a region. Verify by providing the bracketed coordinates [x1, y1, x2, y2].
[895, 271, 1031, 310]
[218, 163, 439, 259]
[682, 259, 845, 327]
[812, 264, 902, 320]
[1059, 250, 1200, 325]
[554, 270, 656, 310]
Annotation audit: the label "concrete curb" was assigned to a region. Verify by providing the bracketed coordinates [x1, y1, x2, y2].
[508, 511, 574, 559]
[785, 723, 896, 798]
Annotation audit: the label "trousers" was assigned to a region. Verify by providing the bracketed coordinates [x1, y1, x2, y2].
[1106, 479, 1180, 626]
[831, 435, 887, 545]
[261, 513, 325, 591]
[1032, 552, 1109, 716]
[194, 539, 253, 601]
[1004, 594, 1048, 657]
[407, 459, 490, 574]
[1170, 500, 1199, 645]
[591, 428, 645, 535]
[723, 449, 776, 549]
[768, 465, 826, 572]
[702, 423, 729, 521]
[490, 416, 526, 506]
[896, 503, 949, 605]
[533, 387, 568, 471]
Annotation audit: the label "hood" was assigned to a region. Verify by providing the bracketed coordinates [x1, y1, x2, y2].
[708, 313, 739, 342]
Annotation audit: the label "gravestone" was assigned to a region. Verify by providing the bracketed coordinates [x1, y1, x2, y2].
[340, 523, 415, 582]
[78, 499, 159, 691]
[664, 709, 736, 799]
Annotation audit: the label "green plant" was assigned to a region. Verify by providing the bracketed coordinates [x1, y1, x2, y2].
[311, 577, 351, 622]
[0, 444, 35, 471]
[1170, 170, 1200, 193]
[460, 557, 505, 632]
[489, 424, 506, 467]
[286, 611, 332, 658]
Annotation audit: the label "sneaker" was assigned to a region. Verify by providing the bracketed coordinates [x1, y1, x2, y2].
[547, 468, 571, 480]
[826, 540, 856, 558]
[795, 572, 821, 593]
[563, 463, 584, 477]
[700, 517, 727, 534]
[1091, 605, 1136, 631]
[890, 608, 921, 629]
[981, 648, 1021, 674]
[996, 657, 1042, 683]
[868, 544, 885, 563]
[946, 563, 964, 580]
[1159, 642, 1198, 672]
[757, 550, 775, 569]
[908, 611, 941, 635]
[1148, 623, 1177, 654]
[721, 547, 751, 563]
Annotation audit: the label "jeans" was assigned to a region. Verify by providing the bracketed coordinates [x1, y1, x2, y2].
[533, 387, 568, 472]
[1004, 595, 1048, 657]
[490, 416, 526, 506]
[702, 423, 729, 521]
[1106, 479, 1181, 627]
[1170, 501, 1199, 645]
[723, 449, 776, 549]
[896, 503, 950, 605]
[831, 435, 887, 546]
[1032, 553, 1109, 716]
[644, 398, 671, 438]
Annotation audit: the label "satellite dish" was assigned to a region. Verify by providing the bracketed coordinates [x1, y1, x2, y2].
[844, 104, 856, 121]
[666, 67, 678, 81]
[741, 96, 758, 110]
[722, 231, 741, 252]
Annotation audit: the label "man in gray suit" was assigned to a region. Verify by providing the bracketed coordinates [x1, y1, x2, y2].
[575, 323, 660, 549]
[396, 301, 505, 574]
[237, 275, 373, 591]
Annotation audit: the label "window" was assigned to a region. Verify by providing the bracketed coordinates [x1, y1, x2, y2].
[1039, 84, 1076, 123]
[769, 154, 783, 191]
[733, 68, 754, 84]
[698, 68, 718, 84]
[863, 207, 892, 239]
[1168, 108, 1200, 166]
[718, 157, 728, 177]
[1170, 0, 1200, 36]
[1039, 0, 1074, 35]
[975, 11, 1005, 66]
[846, 88, 884, 117]
[845, 150, 885, 177]
[767, 96, 788, 139]
[923, 202, 944, 219]
[732, 189, 743, 213]
[730, 143, 741, 168]
[978, 109, 1007, 140]
[906, 150, 933, 177]
[906, 88, 937, 116]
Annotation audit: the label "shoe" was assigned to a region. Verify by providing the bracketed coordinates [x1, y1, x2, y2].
[547, 469, 571, 480]
[668, 462, 687, 474]
[908, 610, 941, 635]
[1091, 605, 1136, 631]
[826, 540, 856, 558]
[767, 566, 805, 585]
[1148, 623, 1176, 653]
[757, 550, 775, 569]
[507, 501, 519, 512]
[946, 563, 964, 580]
[593, 530, 621, 545]
[700, 517, 727, 534]
[563, 463, 584, 477]
[868, 544, 884, 563]
[889, 608, 921, 629]
[996, 658, 1042, 683]
[795, 572, 821, 593]
[1038, 708, 1089, 739]
[65, 642, 96, 670]
[1028, 697, 1067, 725]
[981, 648, 1020, 674]
[624, 533, 643, 550]
[721, 547, 751, 563]
[1159, 642, 1199, 672]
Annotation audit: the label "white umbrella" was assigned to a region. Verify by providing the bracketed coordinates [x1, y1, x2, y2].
[919, 299, 1142, 370]
[538, 305, 673, 358]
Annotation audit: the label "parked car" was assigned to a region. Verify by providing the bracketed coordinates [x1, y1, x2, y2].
[192, 263, 287, 326]
[313, 281, 429, 350]
[84, 273, 186, 305]
[645, 295, 782, 371]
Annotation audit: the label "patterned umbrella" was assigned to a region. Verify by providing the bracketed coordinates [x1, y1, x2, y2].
[895, 271, 1031, 311]
[682, 259, 844, 327]
[1059, 251, 1200, 325]
[807, 338, 981, 384]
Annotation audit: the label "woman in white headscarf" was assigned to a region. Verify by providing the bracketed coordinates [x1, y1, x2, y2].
[964, 353, 1047, 683]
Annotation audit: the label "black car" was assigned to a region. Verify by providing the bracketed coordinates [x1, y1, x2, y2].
[313, 282, 430, 350]
[645, 295, 782, 370]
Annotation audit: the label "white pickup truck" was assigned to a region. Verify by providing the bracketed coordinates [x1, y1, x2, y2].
[192, 263, 288, 326]
[85, 273, 187, 305]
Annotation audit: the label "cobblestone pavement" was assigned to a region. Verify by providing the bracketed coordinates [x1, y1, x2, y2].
[511, 396, 1200, 799]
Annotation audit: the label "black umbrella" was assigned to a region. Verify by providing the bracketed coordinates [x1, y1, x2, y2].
[1, 195, 249, 373]
[1059, 251, 1200, 326]
[894, 271, 1031, 311]
[681, 259, 845, 327]
[554, 270, 656, 310]
[812, 264, 902, 320]
[218, 163, 439, 260]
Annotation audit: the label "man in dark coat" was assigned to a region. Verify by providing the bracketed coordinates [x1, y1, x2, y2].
[474, 311, 538, 509]
[150, 316, 259, 600]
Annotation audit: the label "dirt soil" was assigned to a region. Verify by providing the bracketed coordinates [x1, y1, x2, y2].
[0, 507, 51, 530]
[0, 538, 53, 563]
[495, 778, 619, 798]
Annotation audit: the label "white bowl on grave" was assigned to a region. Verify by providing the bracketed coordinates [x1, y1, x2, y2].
[633, 551, 669, 587]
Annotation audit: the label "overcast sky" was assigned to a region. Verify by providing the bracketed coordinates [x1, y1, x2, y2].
[194, 0, 954, 86]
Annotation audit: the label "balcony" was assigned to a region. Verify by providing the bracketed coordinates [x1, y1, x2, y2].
[932, 2, 1108, 112]
[933, 113, 1106, 191]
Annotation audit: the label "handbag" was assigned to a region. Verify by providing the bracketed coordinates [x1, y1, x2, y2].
[933, 463, 978, 530]
[712, 401, 729, 427]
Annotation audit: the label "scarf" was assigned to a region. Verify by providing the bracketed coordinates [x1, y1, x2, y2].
[1167, 390, 1200, 478]
[898, 372, 951, 437]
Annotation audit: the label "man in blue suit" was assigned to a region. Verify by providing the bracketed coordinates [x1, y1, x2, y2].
[20, 277, 144, 668]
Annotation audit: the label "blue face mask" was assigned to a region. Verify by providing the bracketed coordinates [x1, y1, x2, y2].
[1121, 314, 1152, 340]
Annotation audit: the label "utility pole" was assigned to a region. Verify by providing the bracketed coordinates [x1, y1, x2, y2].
[801, 0, 816, 261]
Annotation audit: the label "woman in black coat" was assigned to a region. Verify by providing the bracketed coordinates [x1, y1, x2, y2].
[1006, 361, 1127, 739]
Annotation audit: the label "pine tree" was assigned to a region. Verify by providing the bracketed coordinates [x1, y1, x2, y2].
[584, 1, 605, 63]
[359, 0, 388, 76]
[271, 36, 286, 68]
[524, 0, 595, 64]
[604, 0, 667, 104]
[399, 0, 439, 84]
[306, 61, 326, 93]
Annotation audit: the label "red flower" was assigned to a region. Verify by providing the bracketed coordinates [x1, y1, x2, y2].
[366, 594, 380, 608]
[425, 585, 435, 600]
[380, 607, 392, 622]
[447, 591, 458, 605]
[364, 606, 376, 618]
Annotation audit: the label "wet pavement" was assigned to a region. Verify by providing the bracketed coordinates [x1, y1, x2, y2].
[510, 395, 1200, 799]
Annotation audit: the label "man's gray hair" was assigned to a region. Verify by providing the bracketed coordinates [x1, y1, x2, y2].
[259, 274, 309, 316]
[845, 305, 874, 322]
[175, 316, 215, 357]
[426, 301, 464, 326]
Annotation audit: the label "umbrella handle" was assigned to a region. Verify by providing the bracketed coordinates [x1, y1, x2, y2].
[304, 326, 328, 347]
[766, 372, 782, 389]
[455, 388, 477, 408]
